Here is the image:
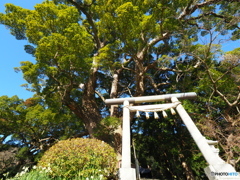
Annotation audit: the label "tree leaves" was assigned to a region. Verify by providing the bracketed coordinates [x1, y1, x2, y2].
[1, 0, 240, 177]
[0, 95, 85, 159]
[0, 4, 29, 40]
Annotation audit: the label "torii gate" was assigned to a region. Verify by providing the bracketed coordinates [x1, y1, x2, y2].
[105, 92, 240, 180]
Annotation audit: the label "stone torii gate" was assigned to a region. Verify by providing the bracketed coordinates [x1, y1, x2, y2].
[105, 92, 240, 180]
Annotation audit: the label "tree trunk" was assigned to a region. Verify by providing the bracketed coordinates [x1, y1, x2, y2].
[135, 53, 145, 96]
[63, 57, 102, 138]
[82, 60, 102, 137]
[64, 96, 101, 138]
[109, 70, 123, 159]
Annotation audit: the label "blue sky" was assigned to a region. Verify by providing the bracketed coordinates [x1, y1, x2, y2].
[0, 1, 239, 100]
[0, 0, 44, 100]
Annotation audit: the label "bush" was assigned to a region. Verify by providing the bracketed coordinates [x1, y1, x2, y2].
[38, 138, 117, 179]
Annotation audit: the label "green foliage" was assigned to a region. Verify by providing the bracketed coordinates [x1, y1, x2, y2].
[7, 171, 45, 180]
[94, 116, 121, 144]
[96, 40, 122, 69]
[38, 138, 117, 179]
[4, 166, 106, 180]
[1, 1, 94, 95]
[1, 0, 240, 179]
[132, 113, 207, 179]
[0, 95, 86, 178]
[101, 116, 120, 129]
[0, 95, 85, 147]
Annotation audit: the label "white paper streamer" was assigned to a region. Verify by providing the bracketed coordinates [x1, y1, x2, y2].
[136, 110, 140, 117]
[123, 102, 180, 119]
[145, 112, 150, 119]
[170, 108, 176, 115]
[162, 110, 168, 118]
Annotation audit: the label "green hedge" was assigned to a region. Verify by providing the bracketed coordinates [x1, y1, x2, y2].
[38, 138, 117, 179]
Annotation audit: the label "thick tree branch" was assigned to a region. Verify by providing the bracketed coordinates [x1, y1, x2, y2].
[136, 32, 170, 62]
[178, 0, 196, 20]
[148, 32, 170, 47]
[177, 0, 222, 20]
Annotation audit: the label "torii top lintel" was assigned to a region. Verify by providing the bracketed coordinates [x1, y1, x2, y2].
[105, 92, 197, 105]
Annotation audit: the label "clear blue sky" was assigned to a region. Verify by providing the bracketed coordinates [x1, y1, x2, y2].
[0, 1, 239, 100]
[0, 0, 44, 100]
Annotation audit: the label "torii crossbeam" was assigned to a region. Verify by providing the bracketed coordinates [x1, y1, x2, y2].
[105, 92, 240, 180]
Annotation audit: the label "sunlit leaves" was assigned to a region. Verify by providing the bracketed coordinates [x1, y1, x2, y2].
[1, 1, 96, 95]
[96, 40, 122, 69]
[0, 4, 30, 40]
[0, 95, 85, 153]
[25, 2, 81, 44]
[223, 48, 240, 66]
[221, 48, 240, 89]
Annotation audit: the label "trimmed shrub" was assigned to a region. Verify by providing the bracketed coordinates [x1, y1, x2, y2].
[38, 138, 117, 179]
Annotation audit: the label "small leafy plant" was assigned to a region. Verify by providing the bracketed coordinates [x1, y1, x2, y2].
[3, 166, 52, 180]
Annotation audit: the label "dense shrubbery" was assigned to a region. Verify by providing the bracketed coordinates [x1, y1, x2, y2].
[38, 138, 117, 179]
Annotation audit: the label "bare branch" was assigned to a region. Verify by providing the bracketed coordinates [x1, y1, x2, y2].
[95, 90, 105, 102]
[215, 89, 240, 107]
[121, 64, 135, 73]
[236, 156, 240, 164]
[187, 12, 225, 22]
[146, 75, 160, 93]
[72, 131, 89, 138]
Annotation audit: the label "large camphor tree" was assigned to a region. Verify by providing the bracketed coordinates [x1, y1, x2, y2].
[0, 0, 239, 179]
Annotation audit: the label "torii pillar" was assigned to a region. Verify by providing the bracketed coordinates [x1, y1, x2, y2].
[118, 100, 136, 180]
